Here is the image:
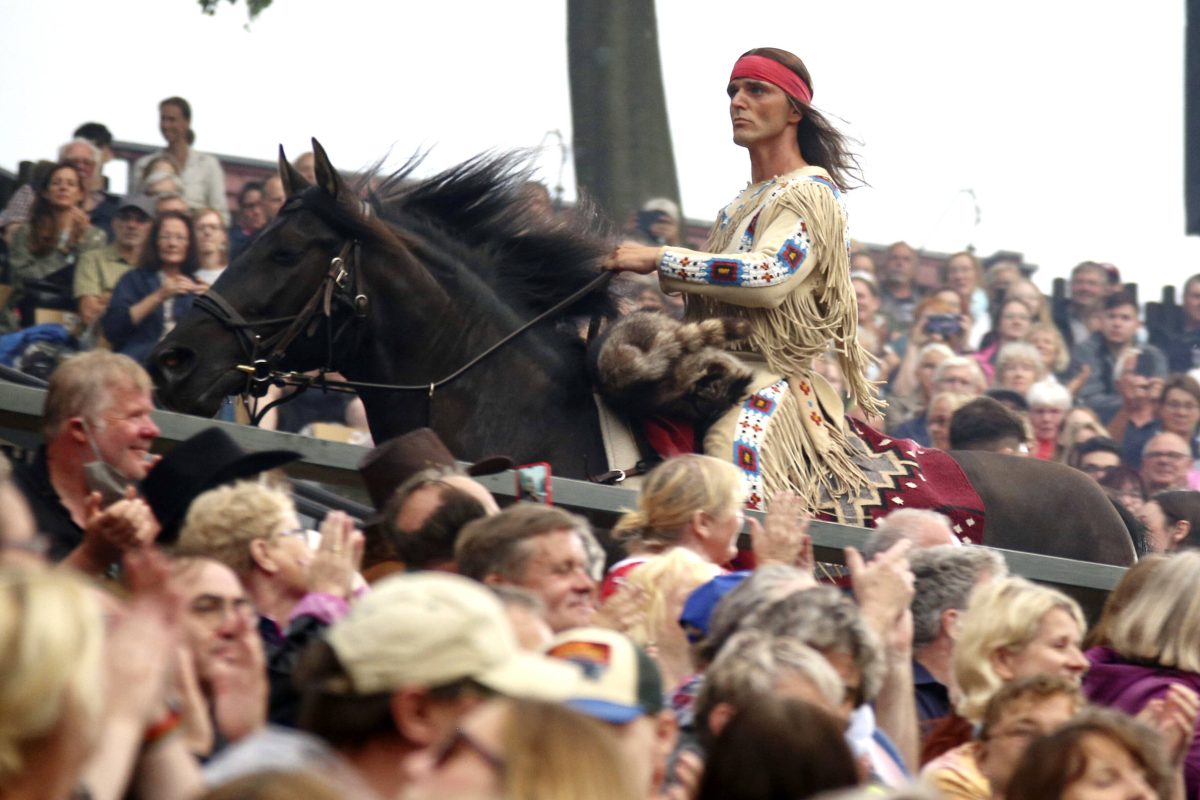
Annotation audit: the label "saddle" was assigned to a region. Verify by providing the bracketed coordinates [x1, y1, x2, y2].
[587, 312, 756, 485]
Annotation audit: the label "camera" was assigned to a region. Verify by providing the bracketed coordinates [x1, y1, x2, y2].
[924, 313, 962, 338]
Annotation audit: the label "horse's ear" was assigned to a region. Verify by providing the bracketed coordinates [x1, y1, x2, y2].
[278, 145, 309, 197]
[311, 138, 344, 200]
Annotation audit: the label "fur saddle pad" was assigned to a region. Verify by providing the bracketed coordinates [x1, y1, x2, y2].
[591, 312, 985, 536]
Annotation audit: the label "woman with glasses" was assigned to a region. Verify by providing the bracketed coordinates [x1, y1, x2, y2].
[102, 210, 204, 364]
[177, 481, 363, 727]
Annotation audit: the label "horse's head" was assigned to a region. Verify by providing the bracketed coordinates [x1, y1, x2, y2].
[151, 140, 384, 416]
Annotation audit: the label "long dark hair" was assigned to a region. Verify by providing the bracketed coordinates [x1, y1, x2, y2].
[741, 47, 864, 190]
[140, 210, 200, 276]
[1154, 490, 1200, 549]
[28, 163, 86, 258]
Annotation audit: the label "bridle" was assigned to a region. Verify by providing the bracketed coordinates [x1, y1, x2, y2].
[190, 190, 613, 426]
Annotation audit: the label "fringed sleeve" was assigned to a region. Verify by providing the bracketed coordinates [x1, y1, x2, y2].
[659, 172, 884, 418]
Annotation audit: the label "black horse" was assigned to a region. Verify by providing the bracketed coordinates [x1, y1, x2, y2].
[152, 143, 615, 478]
[150, 142, 1135, 566]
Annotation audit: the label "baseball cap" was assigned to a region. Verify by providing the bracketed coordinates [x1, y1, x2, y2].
[117, 193, 157, 220]
[545, 627, 664, 724]
[678, 570, 751, 644]
[324, 572, 579, 701]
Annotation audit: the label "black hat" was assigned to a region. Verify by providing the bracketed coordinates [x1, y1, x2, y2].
[358, 428, 511, 511]
[142, 427, 301, 544]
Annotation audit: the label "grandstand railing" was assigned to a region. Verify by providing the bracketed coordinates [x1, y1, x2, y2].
[0, 382, 1125, 617]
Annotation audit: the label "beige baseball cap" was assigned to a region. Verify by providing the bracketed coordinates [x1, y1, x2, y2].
[325, 572, 580, 701]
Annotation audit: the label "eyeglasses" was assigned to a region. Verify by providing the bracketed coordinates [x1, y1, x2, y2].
[433, 727, 506, 774]
[277, 527, 322, 551]
[1164, 401, 1200, 412]
[188, 594, 257, 626]
[158, 233, 189, 243]
[1144, 451, 1189, 461]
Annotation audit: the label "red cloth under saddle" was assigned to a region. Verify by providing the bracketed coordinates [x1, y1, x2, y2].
[643, 416, 695, 458]
[640, 416, 986, 544]
[841, 418, 986, 544]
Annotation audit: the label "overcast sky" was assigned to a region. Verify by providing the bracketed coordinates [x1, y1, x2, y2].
[2, 0, 1195, 298]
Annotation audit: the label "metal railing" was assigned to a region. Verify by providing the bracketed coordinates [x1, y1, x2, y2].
[0, 381, 1124, 615]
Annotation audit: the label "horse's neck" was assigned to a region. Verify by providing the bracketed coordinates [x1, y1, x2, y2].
[350, 304, 606, 477]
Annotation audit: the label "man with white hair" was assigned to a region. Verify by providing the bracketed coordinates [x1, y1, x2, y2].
[1026, 381, 1072, 460]
[932, 356, 987, 398]
[862, 509, 959, 561]
[0, 138, 119, 241]
[10, 351, 160, 572]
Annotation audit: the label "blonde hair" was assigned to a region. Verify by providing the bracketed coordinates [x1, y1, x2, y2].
[498, 698, 641, 800]
[198, 771, 343, 800]
[607, 547, 723, 648]
[43, 351, 152, 437]
[178, 481, 294, 578]
[1028, 322, 1070, 373]
[953, 576, 1085, 722]
[1059, 407, 1109, 453]
[1107, 550, 1200, 672]
[612, 455, 744, 550]
[0, 567, 105, 782]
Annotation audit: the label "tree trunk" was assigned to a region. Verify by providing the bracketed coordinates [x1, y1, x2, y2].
[567, 0, 681, 228]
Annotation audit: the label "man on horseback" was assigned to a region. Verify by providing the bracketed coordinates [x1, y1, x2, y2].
[603, 47, 882, 516]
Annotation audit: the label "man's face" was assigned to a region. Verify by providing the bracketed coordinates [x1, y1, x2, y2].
[513, 529, 597, 633]
[63, 144, 97, 188]
[86, 382, 160, 480]
[979, 694, 1077, 796]
[262, 177, 286, 221]
[728, 78, 799, 149]
[1101, 304, 1139, 346]
[946, 256, 977, 293]
[1184, 280, 1200, 328]
[238, 189, 267, 233]
[1078, 451, 1121, 482]
[1070, 268, 1107, 308]
[173, 560, 260, 684]
[113, 209, 152, 253]
[885, 246, 917, 286]
[1141, 434, 1191, 490]
[935, 366, 977, 395]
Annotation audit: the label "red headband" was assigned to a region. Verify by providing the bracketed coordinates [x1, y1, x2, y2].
[729, 54, 813, 105]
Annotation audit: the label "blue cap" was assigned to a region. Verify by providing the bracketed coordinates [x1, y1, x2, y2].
[678, 570, 751, 644]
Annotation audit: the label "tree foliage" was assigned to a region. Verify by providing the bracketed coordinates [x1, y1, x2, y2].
[198, 0, 273, 20]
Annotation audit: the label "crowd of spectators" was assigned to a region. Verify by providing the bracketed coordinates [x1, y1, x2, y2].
[3, 371, 1198, 798]
[3, 102, 1200, 800]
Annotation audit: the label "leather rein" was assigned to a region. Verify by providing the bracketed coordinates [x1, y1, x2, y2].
[192, 194, 614, 426]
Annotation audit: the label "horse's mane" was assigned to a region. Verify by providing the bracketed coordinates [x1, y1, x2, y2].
[363, 152, 616, 320]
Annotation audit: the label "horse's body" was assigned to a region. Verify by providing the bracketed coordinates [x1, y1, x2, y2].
[150, 143, 1135, 567]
